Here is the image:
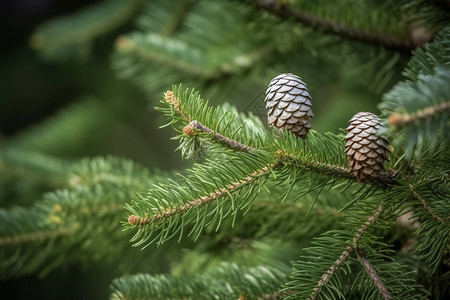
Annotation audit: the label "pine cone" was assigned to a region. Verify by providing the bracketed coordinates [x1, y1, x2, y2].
[344, 112, 390, 182]
[264, 73, 313, 139]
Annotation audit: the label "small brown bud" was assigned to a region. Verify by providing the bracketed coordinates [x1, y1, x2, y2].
[115, 35, 135, 50]
[164, 90, 180, 111]
[388, 113, 406, 127]
[128, 215, 138, 225]
[183, 125, 195, 136]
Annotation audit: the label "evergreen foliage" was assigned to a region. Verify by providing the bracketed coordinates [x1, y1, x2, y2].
[30, 0, 146, 60]
[111, 262, 289, 299]
[1, 0, 449, 299]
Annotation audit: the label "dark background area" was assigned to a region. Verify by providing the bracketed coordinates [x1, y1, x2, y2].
[1, 0, 106, 137]
[0, 1, 125, 298]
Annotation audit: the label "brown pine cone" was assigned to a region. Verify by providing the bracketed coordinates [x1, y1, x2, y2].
[264, 73, 313, 139]
[344, 112, 390, 182]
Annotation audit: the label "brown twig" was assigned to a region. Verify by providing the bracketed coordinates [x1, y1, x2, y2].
[388, 101, 450, 128]
[246, 0, 423, 51]
[277, 151, 394, 187]
[310, 204, 384, 299]
[357, 248, 391, 300]
[184, 120, 254, 152]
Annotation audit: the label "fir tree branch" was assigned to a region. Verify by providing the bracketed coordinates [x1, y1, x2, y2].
[246, 0, 421, 51]
[0, 225, 79, 247]
[0, 150, 70, 188]
[128, 163, 276, 226]
[409, 184, 449, 223]
[30, 0, 145, 55]
[159, 0, 194, 37]
[388, 100, 450, 128]
[116, 35, 209, 77]
[357, 248, 391, 300]
[164, 88, 395, 188]
[278, 151, 394, 186]
[310, 204, 384, 299]
[184, 120, 254, 152]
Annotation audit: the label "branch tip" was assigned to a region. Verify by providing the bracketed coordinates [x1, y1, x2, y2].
[164, 90, 181, 111]
[128, 215, 139, 225]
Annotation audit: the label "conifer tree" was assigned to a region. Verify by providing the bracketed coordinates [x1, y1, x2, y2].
[1, 0, 449, 299]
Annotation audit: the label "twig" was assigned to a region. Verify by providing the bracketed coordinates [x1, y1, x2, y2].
[388, 101, 450, 128]
[246, 0, 422, 51]
[357, 248, 391, 300]
[310, 204, 384, 299]
[128, 164, 275, 225]
[184, 120, 254, 152]
[165, 91, 394, 186]
[278, 151, 394, 187]
[409, 184, 449, 223]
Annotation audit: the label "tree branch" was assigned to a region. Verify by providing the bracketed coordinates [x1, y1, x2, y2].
[128, 163, 275, 225]
[278, 152, 394, 187]
[183, 120, 254, 152]
[184, 122, 393, 186]
[310, 204, 384, 299]
[357, 248, 391, 300]
[246, 0, 422, 51]
[0, 225, 79, 247]
[164, 91, 395, 186]
[116, 36, 209, 77]
[388, 101, 450, 128]
[409, 184, 449, 223]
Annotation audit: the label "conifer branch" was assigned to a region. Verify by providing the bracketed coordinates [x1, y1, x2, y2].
[116, 35, 209, 77]
[0, 225, 79, 247]
[246, 0, 421, 51]
[310, 204, 384, 299]
[184, 120, 254, 152]
[128, 164, 275, 226]
[0, 150, 70, 188]
[165, 88, 396, 193]
[30, 0, 144, 50]
[410, 184, 449, 223]
[278, 152, 394, 186]
[357, 248, 391, 300]
[388, 100, 450, 128]
[159, 0, 194, 37]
